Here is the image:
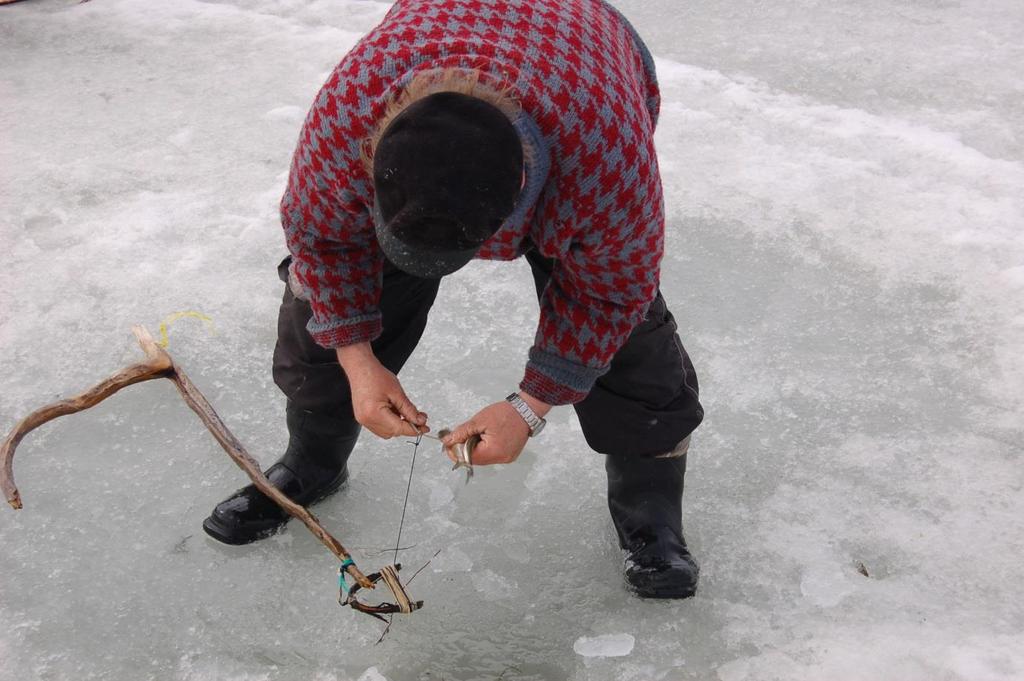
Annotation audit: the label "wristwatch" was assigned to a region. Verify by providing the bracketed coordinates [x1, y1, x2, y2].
[506, 393, 546, 437]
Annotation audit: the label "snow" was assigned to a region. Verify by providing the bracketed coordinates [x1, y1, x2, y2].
[2, 1, 1023, 680]
[573, 634, 636, 659]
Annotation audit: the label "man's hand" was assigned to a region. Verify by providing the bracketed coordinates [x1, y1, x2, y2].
[442, 393, 551, 466]
[336, 343, 427, 439]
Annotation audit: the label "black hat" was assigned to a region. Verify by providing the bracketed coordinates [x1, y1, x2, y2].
[372, 91, 524, 278]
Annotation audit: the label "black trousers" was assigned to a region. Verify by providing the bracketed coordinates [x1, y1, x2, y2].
[272, 251, 703, 458]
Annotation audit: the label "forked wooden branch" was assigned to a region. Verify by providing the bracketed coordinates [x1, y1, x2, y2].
[0, 326, 422, 618]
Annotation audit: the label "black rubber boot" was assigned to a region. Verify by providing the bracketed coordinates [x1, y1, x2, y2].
[606, 452, 699, 598]
[202, 404, 360, 545]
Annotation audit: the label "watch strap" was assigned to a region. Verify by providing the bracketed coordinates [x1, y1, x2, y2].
[505, 393, 545, 437]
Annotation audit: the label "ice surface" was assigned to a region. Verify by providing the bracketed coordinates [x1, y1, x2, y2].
[357, 668, 389, 681]
[573, 634, 636, 659]
[2, 1, 1024, 680]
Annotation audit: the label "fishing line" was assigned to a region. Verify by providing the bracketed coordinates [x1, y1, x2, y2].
[156, 310, 215, 348]
[393, 431, 422, 565]
[373, 433, 424, 645]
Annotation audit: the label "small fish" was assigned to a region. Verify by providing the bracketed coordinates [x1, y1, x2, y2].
[436, 428, 478, 482]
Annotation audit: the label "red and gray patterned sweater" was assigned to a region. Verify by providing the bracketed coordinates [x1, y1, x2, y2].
[281, 0, 664, 405]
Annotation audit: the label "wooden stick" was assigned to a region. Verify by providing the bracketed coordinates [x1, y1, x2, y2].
[1, 326, 373, 591]
[1, 327, 172, 509]
[379, 564, 414, 614]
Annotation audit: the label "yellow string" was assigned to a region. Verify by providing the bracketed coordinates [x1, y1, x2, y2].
[157, 311, 215, 348]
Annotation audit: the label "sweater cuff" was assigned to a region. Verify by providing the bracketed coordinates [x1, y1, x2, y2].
[307, 314, 382, 349]
[519, 348, 609, 405]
